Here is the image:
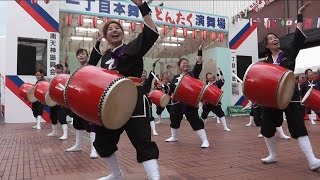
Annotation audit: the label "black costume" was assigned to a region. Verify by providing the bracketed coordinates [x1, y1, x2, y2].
[31, 78, 45, 117]
[88, 24, 159, 163]
[168, 62, 204, 130]
[49, 105, 68, 125]
[201, 79, 225, 119]
[261, 27, 308, 139]
[142, 71, 155, 122]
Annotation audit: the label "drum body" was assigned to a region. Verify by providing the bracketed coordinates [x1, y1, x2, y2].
[302, 88, 320, 113]
[65, 66, 138, 129]
[243, 63, 295, 110]
[173, 74, 205, 107]
[19, 83, 34, 101]
[49, 74, 70, 107]
[150, 90, 170, 108]
[34, 81, 57, 106]
[201, 84, 223, 106]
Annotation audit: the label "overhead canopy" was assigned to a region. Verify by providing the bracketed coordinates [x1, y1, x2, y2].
[295, 45, 320, 74]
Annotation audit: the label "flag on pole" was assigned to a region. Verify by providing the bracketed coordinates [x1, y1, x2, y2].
[317, 17, 320, 28]
[286, 19, 293, 27]
[264, 18, 271, 29]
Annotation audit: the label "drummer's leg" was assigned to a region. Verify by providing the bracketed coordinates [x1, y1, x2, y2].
[213, 105, 230, 131]
[155, 106, 164, 123]
[165, 104, 183, 142]
[48, 106, 58, 137]
[185, 107, 209, 148]
[58, 107, 68, 140]
[94, 126, 125, 179]
[285, 103, 320, 171]
[200, 103, 210, 122]
[125, 117, 160, 179]
[260, 107, 282, 164]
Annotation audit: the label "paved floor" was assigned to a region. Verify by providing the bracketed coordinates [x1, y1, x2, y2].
[0, 116, 319, 180]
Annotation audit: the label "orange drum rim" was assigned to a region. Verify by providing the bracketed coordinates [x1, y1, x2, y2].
[172, 74, 185, 100]
[276, 70, 295, 109]
[159, 94, 170, 108]
[98, 77, 137, 129]
[242, 63, 255, 96]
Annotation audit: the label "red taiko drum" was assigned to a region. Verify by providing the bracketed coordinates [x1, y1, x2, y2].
[201, 84, 223, 106]
[49, 74, 70, 107]
[173, 74, 205, 107]
[302, 88, 320, 113]
[64, 66, 138, 129]
[34, 81, 57, 106]
[243, 62, 295, 110]
[19, 83, 34, 101]
[149, 90, 170, 108]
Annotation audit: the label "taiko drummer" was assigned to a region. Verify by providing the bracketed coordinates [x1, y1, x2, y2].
[87, 0, 160, 179]
[259, 2, 320, 171]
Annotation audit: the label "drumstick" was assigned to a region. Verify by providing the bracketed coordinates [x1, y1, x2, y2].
[232, 73, 243, 83]
[151, 71, 165, 88]
[57, 83, 66, 90]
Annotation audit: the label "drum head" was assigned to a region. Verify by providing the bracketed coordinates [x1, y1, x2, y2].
[45, 93, 57, 107]
[100, 78, 138, 129]
[301, 87, 313, 104]
[160, 94, 170, 108]
[27, 87, 37, 102]
[276, 70, 295, 109]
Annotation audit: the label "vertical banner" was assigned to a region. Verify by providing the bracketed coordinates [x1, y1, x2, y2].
[47, 32, 59, 77]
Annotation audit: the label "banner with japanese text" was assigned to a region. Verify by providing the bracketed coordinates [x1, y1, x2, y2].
[60, 0, 228, 32]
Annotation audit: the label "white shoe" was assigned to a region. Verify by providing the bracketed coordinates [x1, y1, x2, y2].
[258, 134, 263, 138]
[47, 125, 57, 137]
[36, 115, 41, 130]
[165, 128, 178, 142]
[261, 137, 277, 164]
[298, 135, 320, 171]
[32, 125, 37, 129]
[59, 124, 68, 140]
[196, 129, 210, 148]
[65, 130, 82, 152]
[224, 127, 231, 132]
[89, 132, 98, 159]
[97, 172, 124, 180]
[165, 137, 178, 142]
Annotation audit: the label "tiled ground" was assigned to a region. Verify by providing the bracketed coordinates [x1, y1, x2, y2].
[0, 116, 319, 180]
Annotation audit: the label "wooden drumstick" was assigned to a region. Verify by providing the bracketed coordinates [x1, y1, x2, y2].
[57, 83, 66, 90]
[232, 72, 243, 83]
[151, 71, 165, 88]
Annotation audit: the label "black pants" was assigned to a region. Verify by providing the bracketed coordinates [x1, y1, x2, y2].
[50, 106, 68, 125]
[72, 113, 96, 132]
[261, 102, 308, 139]
[170, 103, 204, 131]
[32, 101, 44, 117]
[251, 105, 262, 127]
[201, 103, 225, 119]
[93, 87, 159, 163]
[156, 105, 171, 115]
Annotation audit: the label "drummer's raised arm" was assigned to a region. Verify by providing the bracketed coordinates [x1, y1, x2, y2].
[132, 0, 158, 33]
[88, 33, 103, 66]
[296, 1, 310, 32]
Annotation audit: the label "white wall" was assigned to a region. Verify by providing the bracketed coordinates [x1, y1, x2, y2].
[228, 19, 258, 105]
[3, 1, 59, 123]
